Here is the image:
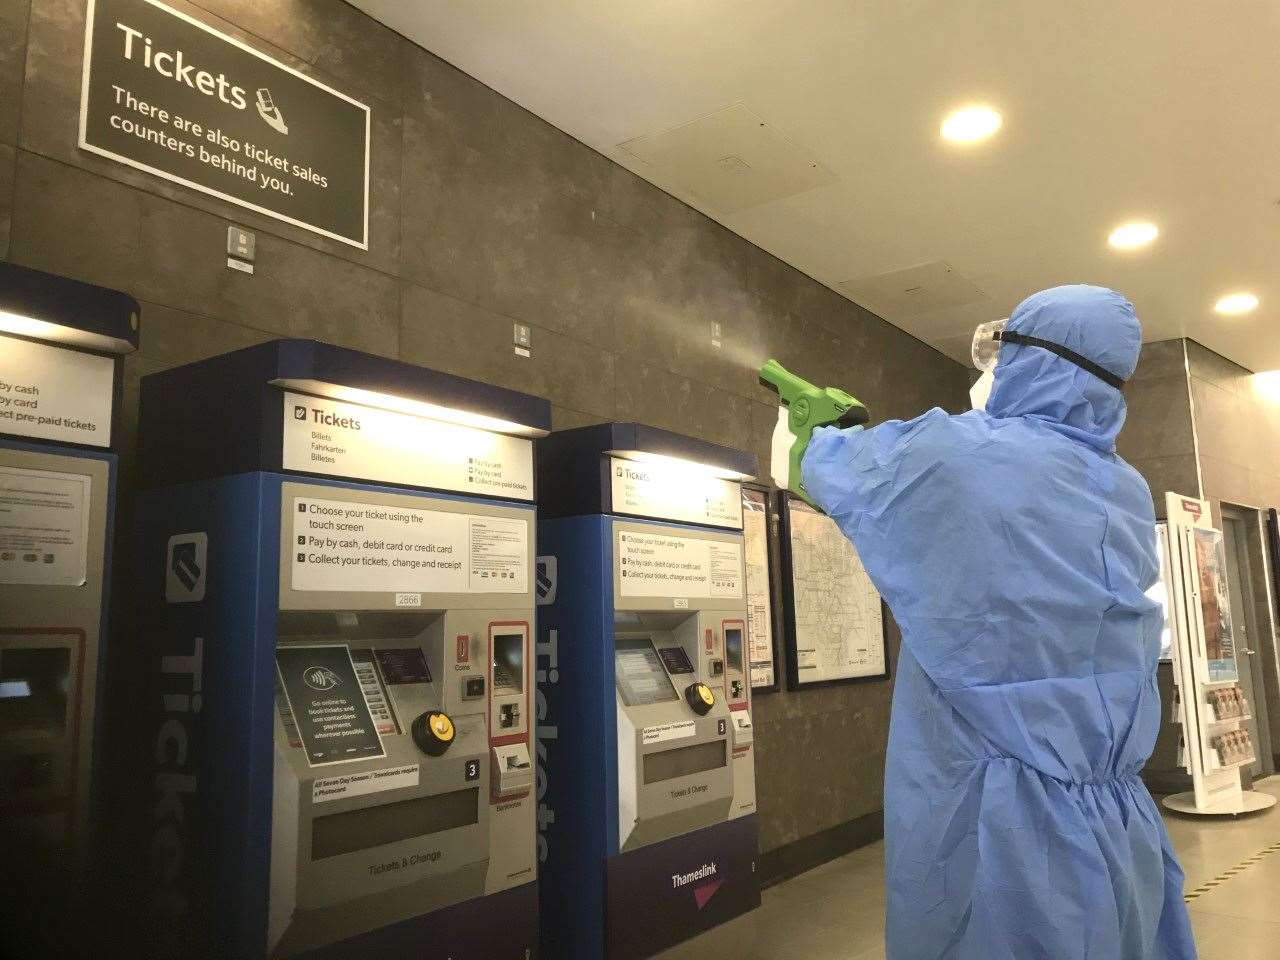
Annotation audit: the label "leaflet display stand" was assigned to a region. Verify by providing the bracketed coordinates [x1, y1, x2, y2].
[1160, 493, 1276, 816]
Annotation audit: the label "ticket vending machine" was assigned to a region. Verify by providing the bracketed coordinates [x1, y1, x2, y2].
[536, 424, 761, 960]
[0, 263, 138, 909]
[135, 340, 547, 959]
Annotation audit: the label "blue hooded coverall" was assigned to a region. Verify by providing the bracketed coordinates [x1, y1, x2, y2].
[801, 286, 1197, 959]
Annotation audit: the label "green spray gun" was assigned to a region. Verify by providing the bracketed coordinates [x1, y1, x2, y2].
[759, 359, 869, 507]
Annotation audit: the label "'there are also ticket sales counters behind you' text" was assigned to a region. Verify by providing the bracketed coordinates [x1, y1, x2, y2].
[535, 423, 762, 960]
[135, 340, 548, 959]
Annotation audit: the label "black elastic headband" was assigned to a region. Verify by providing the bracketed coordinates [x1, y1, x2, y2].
[995, 330, 1127, 390]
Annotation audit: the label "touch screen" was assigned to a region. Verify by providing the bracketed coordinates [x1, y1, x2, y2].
[615, 639, 679, 707]
[725, 627, 743, 674]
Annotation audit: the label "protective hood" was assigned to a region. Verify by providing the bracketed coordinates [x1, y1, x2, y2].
[985, 285, 1141, 451]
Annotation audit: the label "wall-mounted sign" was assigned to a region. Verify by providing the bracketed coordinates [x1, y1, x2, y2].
[0, 336, 115, 447]
[79, 0, 370, 248]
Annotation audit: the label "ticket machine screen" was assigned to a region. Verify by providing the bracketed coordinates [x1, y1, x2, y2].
[0, 648, 70, 733]
[493, 633, 525, 695]
[615, 639, 678, 707]
[725, 628, 743, 676]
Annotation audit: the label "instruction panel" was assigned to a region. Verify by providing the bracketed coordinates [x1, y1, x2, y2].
[0, 465, 92, 586]
[610, 457, 742, 529]
[291, 496, 528, 594]
[0, 336, 115, 447]
[786, 499, 885, 683]
[282, 392, 534, 501]
[276, 645, 385, 767]
[617, 529, 743, 600]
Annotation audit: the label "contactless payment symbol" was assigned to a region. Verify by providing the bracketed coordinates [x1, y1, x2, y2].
[165, 532, 208, 603]
[302, 665, 342, 692]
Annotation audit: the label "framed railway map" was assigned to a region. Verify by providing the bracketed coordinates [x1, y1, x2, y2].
[779, 493, 887, 690]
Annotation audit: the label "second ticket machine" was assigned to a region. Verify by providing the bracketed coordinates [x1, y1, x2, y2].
[135, 340, 548, 959]
[0, 263, 138, 952]
[536, 424, 761, 960]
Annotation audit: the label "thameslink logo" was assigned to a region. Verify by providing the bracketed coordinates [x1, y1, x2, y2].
[672, 862, 717, 889]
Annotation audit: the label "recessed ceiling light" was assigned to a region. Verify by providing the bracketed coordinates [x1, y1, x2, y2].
[1107, 221, 1159, 250]
[1214, 292, 1259, 316]
[940, 106, 1002, 144]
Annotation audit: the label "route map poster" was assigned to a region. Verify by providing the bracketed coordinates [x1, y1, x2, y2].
[742, 486, 778, 691]
[780, 495, 886, 689]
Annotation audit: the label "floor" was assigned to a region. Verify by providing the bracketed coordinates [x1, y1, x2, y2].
[660, 777, 1280, 960]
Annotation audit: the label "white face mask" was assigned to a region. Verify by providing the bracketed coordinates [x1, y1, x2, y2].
[970, 369, 995, 411]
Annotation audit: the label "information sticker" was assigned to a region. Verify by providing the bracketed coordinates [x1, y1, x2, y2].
[275, 644, 385, 767]
[0, 466, 92, 586]
[641, 721, 697, 746]
[312, 764, 419, 804]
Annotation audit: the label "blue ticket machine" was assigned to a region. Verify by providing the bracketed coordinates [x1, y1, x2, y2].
[135, 340, 548, 959]
[535, 424, 762, 959]
[0, 262, 139, 949]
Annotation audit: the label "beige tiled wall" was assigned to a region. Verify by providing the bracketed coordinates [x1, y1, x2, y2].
[1, 0, 970, 855]
[1117, 339, 1200, 514]
[1187, 341, 1280, 511]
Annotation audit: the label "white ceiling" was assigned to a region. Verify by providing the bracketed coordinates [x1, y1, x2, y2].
[352, 0, 1280, 371]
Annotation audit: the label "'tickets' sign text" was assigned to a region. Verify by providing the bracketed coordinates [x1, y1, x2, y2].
[79, 0, 370, 248]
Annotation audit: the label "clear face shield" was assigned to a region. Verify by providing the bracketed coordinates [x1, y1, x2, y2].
[969, 319, 1007, 410]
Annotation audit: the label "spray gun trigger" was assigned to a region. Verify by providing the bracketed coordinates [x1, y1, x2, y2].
[836, 404, 870, 429]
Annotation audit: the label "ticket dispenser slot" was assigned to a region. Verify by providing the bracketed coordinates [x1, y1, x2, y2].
[488, 622, 532, 800]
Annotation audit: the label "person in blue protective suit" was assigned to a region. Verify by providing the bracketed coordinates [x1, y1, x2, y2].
[801, 285, 1197, 959]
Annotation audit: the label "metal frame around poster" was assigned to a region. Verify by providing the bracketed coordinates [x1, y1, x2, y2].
[741, 483, 781, 694]
[777, 492, 888, 692]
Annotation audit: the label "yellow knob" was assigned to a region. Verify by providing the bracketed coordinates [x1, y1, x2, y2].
[433, 715, 454, 740]
[685, 682, 715, 715]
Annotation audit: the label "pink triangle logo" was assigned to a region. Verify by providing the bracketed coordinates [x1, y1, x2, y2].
[693, 878, 723, 910]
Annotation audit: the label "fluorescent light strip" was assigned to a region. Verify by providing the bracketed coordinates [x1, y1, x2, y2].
[272, 378, 547, 438]
[0, 309, 135, 354]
